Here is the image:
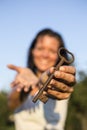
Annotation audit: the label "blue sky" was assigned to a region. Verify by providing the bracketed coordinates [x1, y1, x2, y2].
[0, 0, 87, 91]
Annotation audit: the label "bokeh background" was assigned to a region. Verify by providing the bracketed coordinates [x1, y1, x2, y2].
[0, 0, 87, 130]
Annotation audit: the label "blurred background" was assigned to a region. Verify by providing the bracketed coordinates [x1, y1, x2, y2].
[0, 0, 87, 130]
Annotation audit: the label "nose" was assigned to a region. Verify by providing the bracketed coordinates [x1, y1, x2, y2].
[42, 50, 49, 58]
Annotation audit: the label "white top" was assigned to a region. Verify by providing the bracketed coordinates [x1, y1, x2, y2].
[14, 96, 68, 130]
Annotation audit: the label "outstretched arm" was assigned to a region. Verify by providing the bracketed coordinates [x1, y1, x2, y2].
[7, 64, 76, 101]
[7, 64, 39, 110]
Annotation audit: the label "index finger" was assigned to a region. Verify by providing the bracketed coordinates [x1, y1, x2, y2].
[7, 64, 21, 73]
[59, 66, 76, 75]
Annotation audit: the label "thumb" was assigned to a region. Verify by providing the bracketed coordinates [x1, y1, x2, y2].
[7, 64, 21, 73]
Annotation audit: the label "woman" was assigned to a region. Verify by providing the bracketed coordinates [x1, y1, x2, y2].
[8, 28, 76, 130]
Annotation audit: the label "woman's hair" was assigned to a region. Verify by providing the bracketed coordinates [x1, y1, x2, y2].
[27, 28, 66, 73]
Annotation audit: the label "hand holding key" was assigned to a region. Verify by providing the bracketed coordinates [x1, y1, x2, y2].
[32, 47, 75, 103]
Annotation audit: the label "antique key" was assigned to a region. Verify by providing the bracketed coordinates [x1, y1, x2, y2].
[32, 47, 74, 103]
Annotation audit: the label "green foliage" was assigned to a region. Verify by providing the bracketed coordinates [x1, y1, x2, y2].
[0, 71, 87, 130]
[0, 91, 15, 130]
[65, 71, 87, 130]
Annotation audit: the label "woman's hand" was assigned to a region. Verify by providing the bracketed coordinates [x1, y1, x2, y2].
[7, 64, 39, 93]
[43, 65, 76, 100]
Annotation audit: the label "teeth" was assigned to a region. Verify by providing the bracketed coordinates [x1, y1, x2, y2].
[40, 61, 48, 64]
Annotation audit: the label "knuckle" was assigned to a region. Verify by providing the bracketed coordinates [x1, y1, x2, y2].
[70, 76, 75, 82]
[51, 79, 56, 85]
[62, 85, 67, 91]
[61, 72, 65, 78]
[64, 93, 70, 99]
[73, 67, 76, 74]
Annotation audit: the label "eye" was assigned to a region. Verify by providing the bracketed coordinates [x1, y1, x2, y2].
[35, 46, 43, 51]
[49, 49, 57, 54]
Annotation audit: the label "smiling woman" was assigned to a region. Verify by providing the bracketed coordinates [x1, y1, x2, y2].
[7, 28, 76, 130]
[32, 35, 58, 73]
[0, 0, 87, 92]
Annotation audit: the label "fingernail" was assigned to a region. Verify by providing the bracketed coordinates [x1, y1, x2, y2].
[24, 87, 29, 92]
[43, 91, 47, 95]
[17, 88, 21, 92]
[48, 85, 51, 88]
[50, 80, 54, 84]
[54, 71, 60, 77]
[59, 66, 65, 71]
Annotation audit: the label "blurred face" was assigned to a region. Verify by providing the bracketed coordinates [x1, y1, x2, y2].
[32, 35, 60, 73]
